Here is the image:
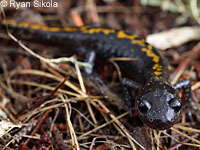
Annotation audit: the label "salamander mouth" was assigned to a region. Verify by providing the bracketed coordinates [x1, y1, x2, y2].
[137, 103, 181, 130]
[143, 119, 176, 130]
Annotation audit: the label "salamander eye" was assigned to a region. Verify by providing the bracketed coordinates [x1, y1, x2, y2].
[168, 98, 182, 112]
[138, 100, 151, 114]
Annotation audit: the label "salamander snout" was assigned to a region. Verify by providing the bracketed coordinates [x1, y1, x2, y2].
[136, 82, 182, 130]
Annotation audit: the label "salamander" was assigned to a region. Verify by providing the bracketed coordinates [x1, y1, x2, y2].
[0, 19, 191, 130]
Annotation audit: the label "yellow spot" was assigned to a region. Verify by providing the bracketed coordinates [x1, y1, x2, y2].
[80, 26, 89, 31]
[18, 21, 30, 28]
[153, 64, 162, 72]
[117, 30, 137, 39]
[63, 27, 79, 32]
[157, 68, 162, 71]
[141, 46, 163, 77]
[153, 64, 159, 70]
[153, 56, 159, 63]
[41, 26, 49, 31]
[48, 27, 62, 32]
[141, 48, 159, 63]
[30, 24, 41, 30]
[2, 19, 17, 27]
[131, 39, 145, 47]
[81, 27, 115, 35]
[154, 72, 162, 76]
[147, 44, 153, 50]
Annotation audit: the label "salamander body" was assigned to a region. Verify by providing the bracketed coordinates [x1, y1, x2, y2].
[0, 19, 183, 129]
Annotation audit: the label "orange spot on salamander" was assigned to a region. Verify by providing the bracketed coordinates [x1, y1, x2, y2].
[131, 39, 146, 47]
[117, 30, 137, 39]
[141, 46, 163, 76]
[30, 24, 41, 30]
[40, 26, 49, 31]
[48, 27, 62, 32]
[154, 71, 162, 76]
[141, 47, 160, 63]
[81, 27, 115, 35]
[18, 21, 30, 28]
[2, 19, 17, 27]
[63, 27, 79, 32]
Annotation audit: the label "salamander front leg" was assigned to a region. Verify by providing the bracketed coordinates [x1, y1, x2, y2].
[84, 51, 106, 93]
[173, 79, 196, 120]
[121, 78, 141, 109]
[84, 51, 96, 75]
[173, 80, 193, 105]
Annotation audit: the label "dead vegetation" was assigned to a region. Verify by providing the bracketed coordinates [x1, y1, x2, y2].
[0, 0, 200, 149]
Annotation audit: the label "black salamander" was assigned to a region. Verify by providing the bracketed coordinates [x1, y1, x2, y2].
[0, 19, 192, 130]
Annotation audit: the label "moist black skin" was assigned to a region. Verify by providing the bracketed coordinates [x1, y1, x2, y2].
[136, 79, 182, 130]
[0, 20, 187, 130]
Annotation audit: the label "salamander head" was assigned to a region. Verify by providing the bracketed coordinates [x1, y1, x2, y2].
[136, 80, 182, 130]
